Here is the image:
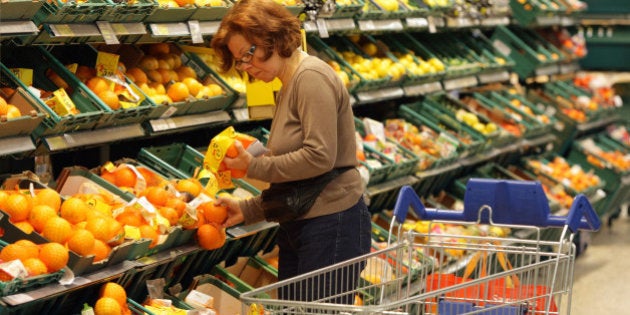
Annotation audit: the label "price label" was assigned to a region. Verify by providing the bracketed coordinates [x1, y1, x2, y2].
[405, 17, 428, 29]
[316, 18, 329, 38]
[96, 21, 120, 45]
[95, 51, 120, 77]
[50, 24, 74, 37]
[188, 20, 204, 44]
[10, 68, 33, 86]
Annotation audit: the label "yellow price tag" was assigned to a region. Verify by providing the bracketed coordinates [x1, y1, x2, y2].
[95, 51, 120, 77]
[65, 63, 78, 74]
[46, 88, 77, 116]
[9, 68, 33, 86]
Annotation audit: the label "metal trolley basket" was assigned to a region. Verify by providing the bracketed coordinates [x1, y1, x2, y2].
[241, 178, 601, 315]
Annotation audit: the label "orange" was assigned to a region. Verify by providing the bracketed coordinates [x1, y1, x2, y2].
[67, 229, 95, 256]
[146, 70, 163, 84]
[144, 186, 169, 207]
[158, 206, 179, 226]
[147, 43, 171, 56]
[126, 67, 148, 85]
[33, 188, 62, 211]
[0, 97, 7, 115]
[137, 167, 161, 187]
[92, 239, 112, 262]
[5, 193, 31, 222]
[86, 216, 113, 243]
[60, 197, 89, 225]
[206, 83, 223, 96]
[75, 65, 96, 83]
[38, 242, 68, 272]
[0, 243, 31, 262]
[14, 239, 39, 259]
[157, 68, 177, 84]
[98, 90, 121, 110]
[100, 282, 127, 308]
[0, 190, 9, 211]
[87, 77, 110, 95]
[165, 197, 186, 217]
[114, 167, 137, 188]
[41, 216, 73, 244]
[199, 201, 227, 225]
[106, 219, 124, 246]
[176, 66, 197, 80]
[115, 207, 145, 227]
[29, 204, 58, 233]
[175, 178, 202, 197]
[182, 77, 202, 96]
[100, 170, 117, 185]
[14, 221, 34, 234]
[23, 258, 48, 276]
[5, 105, 21, 119]
[225, 142, 238, 158]
[138, 224, 159, 248]
[139, 55, 159, 71]
[167, 82, 189, 102]
[197, 223, 226, 250]
[94, 296, 122, 315]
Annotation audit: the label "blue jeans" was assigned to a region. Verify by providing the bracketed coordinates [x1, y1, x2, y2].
[276, 197, 372, 303]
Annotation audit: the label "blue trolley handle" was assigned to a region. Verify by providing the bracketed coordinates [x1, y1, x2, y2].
[393, 181, 601, 233]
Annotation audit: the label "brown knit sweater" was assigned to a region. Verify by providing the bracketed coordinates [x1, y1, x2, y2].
[239, 55, 364, 224]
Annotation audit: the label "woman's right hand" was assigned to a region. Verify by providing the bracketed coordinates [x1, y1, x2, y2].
[215, 195, 244, 228]
[222, 140, 253, 174]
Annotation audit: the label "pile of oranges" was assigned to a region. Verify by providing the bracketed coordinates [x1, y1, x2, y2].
[99, 163, 227, 251]
[0, 187, 127, 264]
[128, 43, 224, 105]
[0, 239, 68, 279]
[94, 282, 131, 315]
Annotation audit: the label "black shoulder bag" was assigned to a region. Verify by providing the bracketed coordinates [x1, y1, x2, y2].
[261, 167, 354, 223]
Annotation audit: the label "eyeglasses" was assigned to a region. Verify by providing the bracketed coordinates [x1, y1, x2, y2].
[234, 44, 256, 70]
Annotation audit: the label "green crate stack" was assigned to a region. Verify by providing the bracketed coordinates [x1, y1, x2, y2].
[0, 45, 113, 139]
[359, 0, 409, 20]
[404, 32, 481, 79]
[398, 101, 484, 159]
[430, 32, 503, 78]
[509, 0, 566, 26]
[0, 0, 43, 22]
[304, 38, 363, 94]
[424, 92, 505, 151]
[330, 0, 365, 18]
[34, 0, 111, 24]
[100, 0, 158, 22]
[490, 25, 562, 79]
[452, 31, 516, 74]
[459, 92, 523, 146]
[374, 34, 446, 86]
[144, 1, 197, 23]
[567, 135, 630, 218]
[44, 44, 162, 126]
[189, 0, 232, 21]
[487, 89, 557, 140]
[308, 35, 392, 93]
[355, 117, 421, 181]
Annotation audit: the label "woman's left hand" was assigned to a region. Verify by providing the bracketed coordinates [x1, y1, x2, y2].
[215, 195, 244, 227]
[222, 140, 253, 174]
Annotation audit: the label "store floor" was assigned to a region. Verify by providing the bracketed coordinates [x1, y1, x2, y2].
[571, 205, 629, 314]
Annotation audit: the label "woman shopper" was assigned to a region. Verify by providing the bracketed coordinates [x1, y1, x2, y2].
[211, 0, 371, 304]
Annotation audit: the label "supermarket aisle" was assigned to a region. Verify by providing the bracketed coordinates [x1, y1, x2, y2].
[571, 206, 630, 314]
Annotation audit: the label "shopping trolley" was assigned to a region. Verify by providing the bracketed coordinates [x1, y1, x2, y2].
[240, 178, 601, 314]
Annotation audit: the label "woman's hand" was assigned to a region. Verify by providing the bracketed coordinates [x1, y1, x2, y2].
[223, 140, 253, 174]
[215, 196, 244, 228]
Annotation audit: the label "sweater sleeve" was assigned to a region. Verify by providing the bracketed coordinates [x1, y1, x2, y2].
[239, 195, 266, 225]
[247, 66, 341, 183]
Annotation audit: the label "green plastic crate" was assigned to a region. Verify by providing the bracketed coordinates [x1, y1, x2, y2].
[491, 25, 561, 79]
[453, 31, 516, 74]
[359, 0, 410, 20]
[509, 0, 565, 26]
[403, 32, 481, 79]
[487, 90, 557, 140]
[424, 92, 504, 151]
[144, 2, 197, 23]
[304, 38, 363, 94]
[190, 0, 232, 20]
[100, 0, 158, 22]
[308, 35, 392, 93]
[44, 44, 161, 127]
[354, 117, 422, 179]
[398, 102, 483, 159]
[0, 0, 44, 21]
[0, 45, 112, 138]
[0, 71, 47, 141]
[373, 34, 446, 86]
[330, 0, 364, 18]
[35, 0, 111, 24]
